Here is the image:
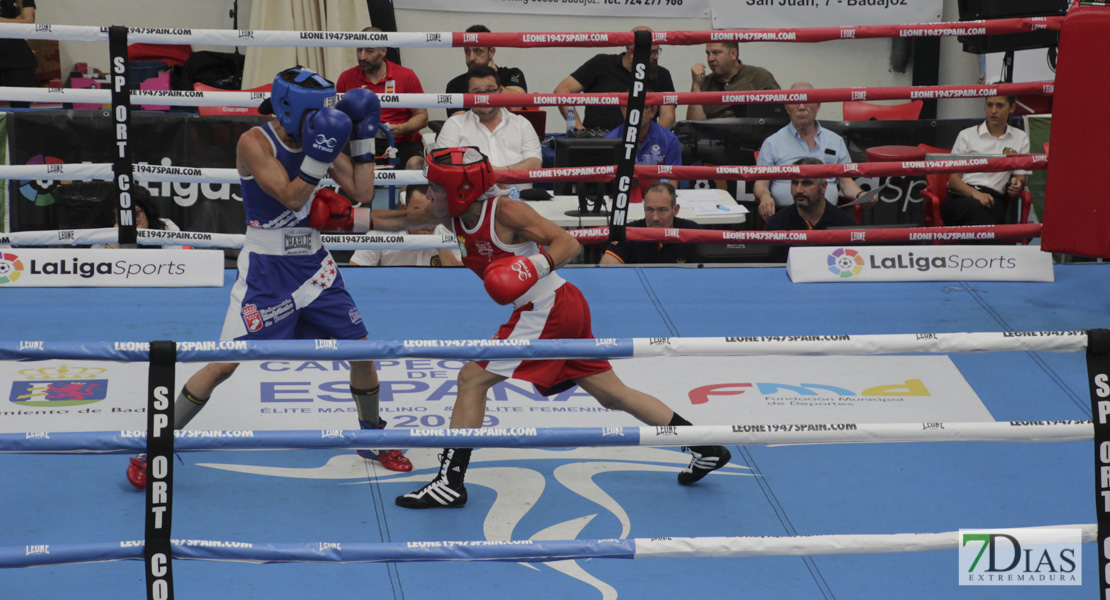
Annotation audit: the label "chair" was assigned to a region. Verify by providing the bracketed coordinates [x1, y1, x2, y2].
[510, 109, 548, 142]
[916, 143, 1033, 238]
[917, 144, 950, 228]
[194, 82, 271, 116]
[842, 100, 923, 121]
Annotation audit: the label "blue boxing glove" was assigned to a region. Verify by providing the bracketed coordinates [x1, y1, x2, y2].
[335, 88, 382, 163]
[299, 107, 353, 185]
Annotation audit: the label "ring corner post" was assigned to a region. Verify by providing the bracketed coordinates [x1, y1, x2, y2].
[1085, 328, 1110, 598]
[145, 340, 177, 600]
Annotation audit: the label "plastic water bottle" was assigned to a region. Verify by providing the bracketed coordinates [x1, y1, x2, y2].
[565, 107, 577, 136]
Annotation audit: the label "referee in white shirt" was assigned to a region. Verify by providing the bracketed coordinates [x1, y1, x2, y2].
[435, 65, 542, 190]
[943, 95, 1031, 226]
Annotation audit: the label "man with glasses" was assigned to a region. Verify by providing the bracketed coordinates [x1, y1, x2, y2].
[753, 82, 866, 223]
[686, 41, 779, 120]
[435, 66, 542, 190]
[444, 24, 528, 120]
[554, 26, 676, 133]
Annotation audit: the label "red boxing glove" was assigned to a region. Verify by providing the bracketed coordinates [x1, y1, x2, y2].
[483, 251, 554, 305]
[308, 188, 372, 232]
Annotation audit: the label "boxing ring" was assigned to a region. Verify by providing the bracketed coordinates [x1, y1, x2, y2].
[2, 11, 1109, 600]
[1, 266, 1104, 598]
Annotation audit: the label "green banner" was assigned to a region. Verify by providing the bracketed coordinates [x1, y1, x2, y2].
[1025, 114, 1051, 223]
[1, 111, 7, 232]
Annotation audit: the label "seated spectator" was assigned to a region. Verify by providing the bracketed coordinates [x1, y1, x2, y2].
[752, 82, 866, 223]
[444, 24, 527, 120]
[600, 182, 699, 265]
[336, 26, 429, 171]
[686, 42, 779, 120]
[93, 185, 180, 249]
[435, 65, 542, 190]
[764, 157, 858, 232]
[348, 185, 461, 267]
[943, 95, 1029, 226]
[554, 25, 676, 133]
[603, 87, 682, 169]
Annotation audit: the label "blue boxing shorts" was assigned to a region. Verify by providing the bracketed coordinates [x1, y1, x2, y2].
[220, 229, 368, 342]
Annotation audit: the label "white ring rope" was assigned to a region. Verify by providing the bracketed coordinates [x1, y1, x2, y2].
[633, 524, 1097, 559]
[0, 19, 1060, 48]
[1, 421, 1093, 454]
[0, 331, 1088, 361]
[0, 163, 427, 186]
[0, 524, 1096, 568]
[0, 227, 455, 250]
[0, 23, 455, 47]
[0, 82, 1050, 108]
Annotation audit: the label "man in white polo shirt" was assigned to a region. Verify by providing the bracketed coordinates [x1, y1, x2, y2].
[942, 95, 1030, 226]
[435, 65, 542, 191]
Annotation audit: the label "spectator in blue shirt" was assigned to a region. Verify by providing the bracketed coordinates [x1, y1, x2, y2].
[604, 94, 682, 201]
[603, 101, 682, 168]
[753, 82, 867, 222]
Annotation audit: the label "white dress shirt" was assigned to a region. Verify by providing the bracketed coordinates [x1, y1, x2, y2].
[436, 108, 542, 189]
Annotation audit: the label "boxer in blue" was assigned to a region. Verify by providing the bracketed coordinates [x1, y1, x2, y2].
[126, 67, 412, 487]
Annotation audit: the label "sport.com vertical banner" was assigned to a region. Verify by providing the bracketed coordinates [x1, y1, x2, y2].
[1086, 328, 1110, 597]
[145, 341, 177, 600]
[608, 29, 652, 243]
[108, 26, 136, 246]
[1, 112, 7, 230]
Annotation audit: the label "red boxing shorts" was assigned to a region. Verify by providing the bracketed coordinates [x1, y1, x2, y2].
[479, 281, 611, 395]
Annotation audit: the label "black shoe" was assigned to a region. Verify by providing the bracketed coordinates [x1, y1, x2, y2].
[677, 445, 731, 485]
[396, 478, 468, 508]
[395, 448, 470, 509]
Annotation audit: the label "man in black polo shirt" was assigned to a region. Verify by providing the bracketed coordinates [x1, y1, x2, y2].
[764, 157, 857, 261]
[601, 182, 698, 264]
[444, 24, 528, 119]
[554, 25, 676, 133]
[765, 157, 858, 231]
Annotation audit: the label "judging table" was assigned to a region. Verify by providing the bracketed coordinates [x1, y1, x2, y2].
[527, 188, 747, 229]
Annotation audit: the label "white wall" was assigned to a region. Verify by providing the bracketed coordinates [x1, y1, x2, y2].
[31, 0, 1001, 123]
[34, 0, 248, 79]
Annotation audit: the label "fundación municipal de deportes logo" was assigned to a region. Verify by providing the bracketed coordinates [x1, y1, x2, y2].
[827, 248, 864, 278]
[0, 252, 25, 284]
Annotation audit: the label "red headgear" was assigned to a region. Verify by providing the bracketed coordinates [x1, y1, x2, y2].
[424, 147, 495, 217]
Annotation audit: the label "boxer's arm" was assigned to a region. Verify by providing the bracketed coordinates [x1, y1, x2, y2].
[237, 128, 315, 212]
[328, 154, 376, 204]
[494, 198, 580, 268]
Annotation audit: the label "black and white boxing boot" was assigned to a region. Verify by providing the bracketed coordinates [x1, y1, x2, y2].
[395, 447, 471, 509]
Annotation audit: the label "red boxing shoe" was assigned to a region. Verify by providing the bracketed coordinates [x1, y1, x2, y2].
[357, 448, 413, 472]
[126, 454, 147, 489]
[356, 419, 413, 471]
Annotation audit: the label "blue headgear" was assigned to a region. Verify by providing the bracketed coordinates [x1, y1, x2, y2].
[268, 67, 337, 142]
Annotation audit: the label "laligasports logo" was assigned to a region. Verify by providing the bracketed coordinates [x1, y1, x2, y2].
[17, 155, 66, 207]
[0, 252, 25, 284]
[9, 364, 109, 407]
[827, 248, 864, 278]
[959, 528, 1080, 586]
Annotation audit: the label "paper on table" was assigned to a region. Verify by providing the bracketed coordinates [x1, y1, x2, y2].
[839, 184, 888, 208]
[677, 189, 750, 216]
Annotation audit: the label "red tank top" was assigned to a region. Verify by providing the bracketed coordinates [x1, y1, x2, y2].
[452, 197, 566, 306]
[453, 197, 532, 279]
